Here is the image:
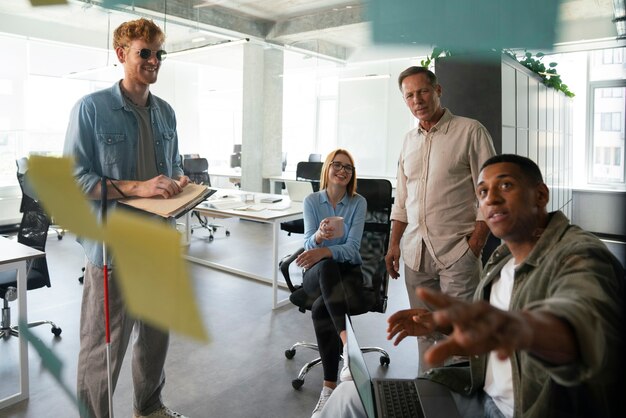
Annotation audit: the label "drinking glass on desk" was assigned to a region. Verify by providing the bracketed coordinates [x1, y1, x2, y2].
[240, 193, 254, 203]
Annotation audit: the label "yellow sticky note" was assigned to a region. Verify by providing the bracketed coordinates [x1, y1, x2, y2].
[28, 156, 105, 241]
[106, 210, 209, 342]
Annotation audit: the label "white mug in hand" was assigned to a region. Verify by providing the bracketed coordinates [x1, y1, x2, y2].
[325, 216, 344, 239]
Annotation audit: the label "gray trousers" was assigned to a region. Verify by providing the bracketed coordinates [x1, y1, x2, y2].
[319, 381, 498, 418]
[404, 241, 481, 310]
[77, 262, 168, 418]
[405, 241, 481, 372]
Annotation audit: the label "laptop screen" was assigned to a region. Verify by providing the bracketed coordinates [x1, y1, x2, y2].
[346, 316, 377, 418]
[285, 180, 314, 202]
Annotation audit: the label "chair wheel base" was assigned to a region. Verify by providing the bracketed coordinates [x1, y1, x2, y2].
[292, 379, 304, 390]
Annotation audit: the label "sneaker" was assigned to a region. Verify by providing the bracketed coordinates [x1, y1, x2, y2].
[311, 386, 334, 418]
[339, 344, 352, 382]
[133, 405, 188, 418]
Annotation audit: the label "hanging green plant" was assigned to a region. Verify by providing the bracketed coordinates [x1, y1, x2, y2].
[425, 47, 575, 98]
[503, 50, 575, 97]
[420, 47, 451, 69]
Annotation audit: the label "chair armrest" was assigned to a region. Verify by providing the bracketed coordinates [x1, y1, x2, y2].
[279, 247, 305, 293]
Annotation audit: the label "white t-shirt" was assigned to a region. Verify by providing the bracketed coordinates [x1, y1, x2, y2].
[483, 257, 516, 418]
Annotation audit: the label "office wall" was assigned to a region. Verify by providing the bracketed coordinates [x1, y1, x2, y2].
[435, 53, 574, 217]
[336, 60, 415, 178]
[572, 189, 626, 268]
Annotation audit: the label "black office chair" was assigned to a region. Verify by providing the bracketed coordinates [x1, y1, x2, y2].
[16, 157, 64, 240]
[280, 178, 393, 389]
[182, 157, 230, 242]
[0, 162, 62, 338]
[280, 161, 323, 236]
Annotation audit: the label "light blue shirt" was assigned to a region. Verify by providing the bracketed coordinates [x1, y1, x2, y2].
[303, 190, 366, 264]
[63, 81, 184, 267]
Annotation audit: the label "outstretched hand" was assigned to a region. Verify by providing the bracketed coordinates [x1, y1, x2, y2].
[386, 308, 436, 346]
[417, 288, 533, 366]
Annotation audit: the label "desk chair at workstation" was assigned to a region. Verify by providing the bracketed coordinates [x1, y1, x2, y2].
[279, 178, 393, 389]
[1, 160, 62, 338]
[182, 157, 230, 242]
[280, 161, 324, 237]
[16, 157, 64, 241]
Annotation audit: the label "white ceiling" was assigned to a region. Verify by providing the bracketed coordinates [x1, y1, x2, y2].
[0, 0, 622, 65]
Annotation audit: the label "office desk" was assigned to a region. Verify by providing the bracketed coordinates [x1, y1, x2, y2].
[266, 172, 397, 194]
[183, 189, 303, 309]
[0, 236, 44, 409]
[208, 167, 241, 188]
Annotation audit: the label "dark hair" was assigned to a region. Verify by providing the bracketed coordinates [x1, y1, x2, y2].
[481, 154, 544, 184]
[113, 18, 165, 49]
[398, 66, 438, 90]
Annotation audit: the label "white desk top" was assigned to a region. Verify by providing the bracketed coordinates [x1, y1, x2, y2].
[195, 188, 303, 222]
[0, 236, 44, 265]
[265, 172, 397, 189]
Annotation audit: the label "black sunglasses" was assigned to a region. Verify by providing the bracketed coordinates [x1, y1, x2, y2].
[131, 47, 167, 61]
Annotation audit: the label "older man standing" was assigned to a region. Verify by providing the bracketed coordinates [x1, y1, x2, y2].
[386, 66, 496, 316]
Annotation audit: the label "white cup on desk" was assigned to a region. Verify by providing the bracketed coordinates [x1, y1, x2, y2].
[325, 216, 344, 239]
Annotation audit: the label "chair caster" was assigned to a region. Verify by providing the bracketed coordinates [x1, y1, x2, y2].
[292, 378, 304, 390]
[380, 356, 390, 366]
[225, 230, 231, 237]
[208, 235, 214, 242]
[285, 349, 296, 359]
[52, 326, 62, 336]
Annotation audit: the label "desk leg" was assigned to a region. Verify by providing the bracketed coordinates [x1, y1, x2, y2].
[182, 212, 191, 246]
[272, 222, 291, 310]
[0, 261, 29, 409]
[17, 261, 29, 401]
[272, 222, 279, 309]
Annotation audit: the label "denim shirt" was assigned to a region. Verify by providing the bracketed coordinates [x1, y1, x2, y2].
[424, 211, 624, 418]
[303, 190, 366, 264]
[63, 81, 184, 267]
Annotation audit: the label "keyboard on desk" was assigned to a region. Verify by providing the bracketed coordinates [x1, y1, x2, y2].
[375, 379, 425, 418]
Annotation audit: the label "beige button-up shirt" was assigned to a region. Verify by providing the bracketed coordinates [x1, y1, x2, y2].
[391, 109, 496, 270]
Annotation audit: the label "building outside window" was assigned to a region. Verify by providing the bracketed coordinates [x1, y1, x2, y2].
[588, 47, 626, 186]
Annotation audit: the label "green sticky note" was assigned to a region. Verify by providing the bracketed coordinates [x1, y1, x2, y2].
[30, 0, 67, 5]
[369, 0, 559, 52]
[20, 321, 91, 417]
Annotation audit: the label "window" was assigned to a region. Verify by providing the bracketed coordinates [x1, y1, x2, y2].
[600, 112, 623, 131]
[602, 48, 624, 65]
[589, 82, 626, 184]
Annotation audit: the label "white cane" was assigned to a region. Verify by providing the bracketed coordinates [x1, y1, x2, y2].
[101, 177, 114, 418]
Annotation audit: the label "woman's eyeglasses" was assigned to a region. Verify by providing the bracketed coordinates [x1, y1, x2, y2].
[129, 47, 167, 62]
[330, 161, 354, 174]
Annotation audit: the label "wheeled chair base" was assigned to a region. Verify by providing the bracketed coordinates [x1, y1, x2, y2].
[285, 341, 390, 389]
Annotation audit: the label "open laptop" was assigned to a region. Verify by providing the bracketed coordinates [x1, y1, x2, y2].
[346, 316, 460, 418]
[285, 180, 314, 202]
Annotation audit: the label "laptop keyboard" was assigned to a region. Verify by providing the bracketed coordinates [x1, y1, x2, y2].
[377, 380, 425, 418]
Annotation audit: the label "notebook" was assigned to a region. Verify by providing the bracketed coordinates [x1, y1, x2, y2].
[346, 316, 460, 418]
[285, 180, 314, 202]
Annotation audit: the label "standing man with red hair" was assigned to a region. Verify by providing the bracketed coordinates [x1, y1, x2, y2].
[64, 18, 189, 418]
